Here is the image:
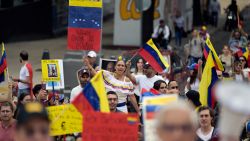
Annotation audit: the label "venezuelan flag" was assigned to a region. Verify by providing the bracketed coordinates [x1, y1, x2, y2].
[199, 51, 218, 108]
[72, 70, 110, 113]
[203, 38, 224, 71]
[138, 39, 169, 73]
[0, 43, 7, 83]
[236, 47, 249, 59]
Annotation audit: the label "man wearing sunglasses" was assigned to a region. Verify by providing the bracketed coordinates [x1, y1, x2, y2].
[168, 80, 180, 95]
[155, 100, 198, 141]
[15, 102, 51, 141]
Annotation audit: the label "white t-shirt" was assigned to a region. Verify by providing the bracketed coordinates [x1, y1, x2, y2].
[70, 85, 83, 102]
[135, 75, 163, 93]
[187, 77, 200, 92]
[196, 127, 214, 141]
[18, 65, 30, 89]
[235, 74, 244, 81]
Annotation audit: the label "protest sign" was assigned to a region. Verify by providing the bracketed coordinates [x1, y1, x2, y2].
[47, 104, 82, 136]
[68, 0, 103, 52]
[41, 60, 60, 82]
[82, 112, 138, 141]
[142, 95, 178, 141]
[99, 58, 116, 71]
[46, 60, 65, 90]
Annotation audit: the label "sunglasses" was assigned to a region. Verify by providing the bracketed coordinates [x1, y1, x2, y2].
[170, 86, 179, 89]
[160, 123, 194, 133]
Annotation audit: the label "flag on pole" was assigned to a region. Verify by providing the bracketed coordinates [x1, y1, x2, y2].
[199, 51, 219, 108]
[138, 39, 169, 73]
[203, 38, 224, 71]
[0, 43, 7, 83]
[68, 0, 102, 51]
[72, 70, 110, 114]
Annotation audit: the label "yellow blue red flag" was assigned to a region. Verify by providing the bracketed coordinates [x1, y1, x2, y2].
[203, 38, 224, 71]
[72, 70, 110, 113]
[0, 43, 7, 83]
[138, 39, 169, 73]
[199, 51, 218, 108]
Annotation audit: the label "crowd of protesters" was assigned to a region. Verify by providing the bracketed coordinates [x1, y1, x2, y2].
[1, 1, 250, 141]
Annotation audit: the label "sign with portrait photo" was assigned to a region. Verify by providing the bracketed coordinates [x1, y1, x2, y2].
[99, 58, 116, 72]
[41, 60, 61, 82]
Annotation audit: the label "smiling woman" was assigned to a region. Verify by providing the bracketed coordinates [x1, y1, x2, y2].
[102, 58, 140, 113]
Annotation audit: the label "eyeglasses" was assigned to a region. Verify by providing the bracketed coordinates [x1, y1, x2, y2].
[160, 123, 194, 133]
[25, 127, 49, 137]
[160, 87, 168, 89]
[170, 86, 179, 89]
[108, 98, 118, 102]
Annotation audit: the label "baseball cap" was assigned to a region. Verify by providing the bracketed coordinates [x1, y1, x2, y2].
[143, 62, 151, 69]
[16, 102, 49, 126]
[87, 51, 97, 58]
[78, 68, 90, 76]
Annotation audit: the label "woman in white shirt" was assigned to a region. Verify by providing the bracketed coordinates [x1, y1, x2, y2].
[186, 60, 202, 92]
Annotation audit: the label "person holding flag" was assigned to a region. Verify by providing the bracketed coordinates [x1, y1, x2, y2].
[11, 50, 33, 98]
[0, 43, 7, 83]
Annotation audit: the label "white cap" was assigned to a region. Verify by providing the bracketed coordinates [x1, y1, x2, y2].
[87, 51, 97, 58]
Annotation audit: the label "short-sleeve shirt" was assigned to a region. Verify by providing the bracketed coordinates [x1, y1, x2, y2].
[103, 71, 134, 104]
[135, 75, 163, 93]
[18, 65, 30, 89]
[0, 120, 16, 141]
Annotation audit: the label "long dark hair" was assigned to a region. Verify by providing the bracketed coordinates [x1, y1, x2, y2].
[135, 58, 144, 74]
[190, 69, 198, 84]
[153, 80, 167, 90]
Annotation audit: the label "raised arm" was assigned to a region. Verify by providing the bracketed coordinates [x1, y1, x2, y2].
[125, 60, 137, 84]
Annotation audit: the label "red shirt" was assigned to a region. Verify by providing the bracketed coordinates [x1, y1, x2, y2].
[0, 120, 16, 141]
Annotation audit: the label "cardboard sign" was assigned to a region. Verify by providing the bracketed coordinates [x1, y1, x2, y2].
[41, 60, 61, 82]
[82, 112, 138, 141]
[47, 104, 82, 136]
[46, 60, 65, 90]
[142, 95, 178, 141]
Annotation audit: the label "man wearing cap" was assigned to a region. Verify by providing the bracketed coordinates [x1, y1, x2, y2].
[0, 101, 16, 141]
[14, 102, 51, 141]
[126, 61, 163, 94]
[83, 51, 98, 77]
[186, 90, 202, 111]
[70, 68, 90, 102]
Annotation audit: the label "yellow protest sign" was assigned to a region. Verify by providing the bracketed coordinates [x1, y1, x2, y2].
[41, 60, 60, 82]
[47, 104, 82, 136]
[69, 0, 102, 8]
